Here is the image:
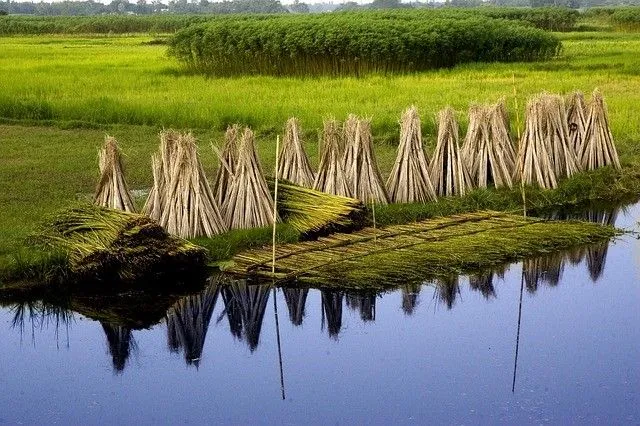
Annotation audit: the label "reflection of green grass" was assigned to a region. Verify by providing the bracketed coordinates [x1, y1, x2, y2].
[1, 32, 640, 276]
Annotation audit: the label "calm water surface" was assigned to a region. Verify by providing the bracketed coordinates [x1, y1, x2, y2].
[1, 204, 638, 425]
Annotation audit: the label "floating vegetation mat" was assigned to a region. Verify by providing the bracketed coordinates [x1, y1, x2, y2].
[227, 211, 617, 289]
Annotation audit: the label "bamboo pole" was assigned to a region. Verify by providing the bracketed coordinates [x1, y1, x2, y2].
[272, 135, 280, 276]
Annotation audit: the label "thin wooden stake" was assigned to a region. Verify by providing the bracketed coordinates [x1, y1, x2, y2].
[272, 135, 280, 275]
[513, 74, 526, 217]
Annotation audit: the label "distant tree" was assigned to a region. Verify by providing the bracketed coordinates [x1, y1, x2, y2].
[335, 1, 361, 11]
[289, 0, 309, 12]
[0, 9, 7, 15]
[369, 0, 410, 8]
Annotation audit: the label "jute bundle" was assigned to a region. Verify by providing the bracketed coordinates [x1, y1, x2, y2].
[514, 97, 558, 189]
[212, 124, 240, 207]
[343, 118, 389, 204]
[429, 107, 471, 197]
[223, 128, 277, 229]
[489, 100, 517, 175]
[277, 117, 315, 187]
[314, 119, 352, 197]
[463, 104, 514, 189]
[541, 94, 580, 179]
[142, 130, 180, 221]
[94, 136, 135, 212]
[581, 90, 621, 170]
[342, 114, 359, 171]
[566, 91, 587, 155]
[386, 106, 437, 203]
[160, 133, 227, 238]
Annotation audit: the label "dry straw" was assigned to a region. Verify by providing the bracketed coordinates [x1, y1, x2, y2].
[463, 103, 515, 189]
[343, 117, 389, 204]
[566, 91, 587, 155]
[223, 128, 277, 229]
[514, 96, 558, 189]
[277, 117, 315, 187]
[386, 106, 437, 203]
[94, 136, 135, 212]
[159, 133, 227, 238]
[581, 90, 621, 170]
[142, 130, 180, 221]
[313, 119, 352, 197]
[541, 94, 580, 179]
[212, 124, 240, 207]
[429, 107, 472, 197]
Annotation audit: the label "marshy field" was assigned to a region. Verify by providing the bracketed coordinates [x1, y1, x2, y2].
[0, 7, 639, 424]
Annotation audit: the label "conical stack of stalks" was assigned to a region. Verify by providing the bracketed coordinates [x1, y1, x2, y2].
[314, 119, 351, 197]
[143, 130, 179, 221]
[343, 117, 389, 204]
[514, 96, 558, 189]
[277, 117, 315, 187]
[429, 107, 471, 197]
[489, 100, 517, 180]
[159, 133, 227, 238]
[223, 128, 277, 229]
[541, 94, 580, 179]
[566, 91, 587, 155]
[94, 136, 136, 212]
[386, 106, 437, 203]
[463, 104, 515, 189]
[581, 90, 621, 170]
[212, 124, 240, 207]
[342, 114, 359, 172]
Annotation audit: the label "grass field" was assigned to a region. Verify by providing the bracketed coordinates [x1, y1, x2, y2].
[1, 31, 640, 274]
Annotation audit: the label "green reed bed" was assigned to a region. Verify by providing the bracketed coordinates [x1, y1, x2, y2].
[169, 13, 561, 76]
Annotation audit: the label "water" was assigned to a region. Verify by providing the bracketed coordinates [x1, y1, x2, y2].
[0, 204, 638, 425]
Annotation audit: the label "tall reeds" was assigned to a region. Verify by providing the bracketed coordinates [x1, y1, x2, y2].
[581, 90, 621, 170]
[313, 119, 351, 197]
[386, 106, 437, 203]
[277, 117, 315, 187]
[343, 117, 389, 204]
[94, 136, 135, 212]
[429, 107, 471, 197]
[223, 128, 277, 229]
[159, 133, 227, 238]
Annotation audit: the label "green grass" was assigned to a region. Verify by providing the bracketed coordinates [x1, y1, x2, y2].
[0, 33, 640, 144]
[1, 31, 640, 279]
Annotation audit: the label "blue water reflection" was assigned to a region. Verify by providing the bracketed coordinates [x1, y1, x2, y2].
[0, 203, 638, 425]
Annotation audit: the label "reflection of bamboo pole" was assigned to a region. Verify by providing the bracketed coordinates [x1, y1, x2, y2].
[512, 267, 524, 393]
[273, 287, 286, 400]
